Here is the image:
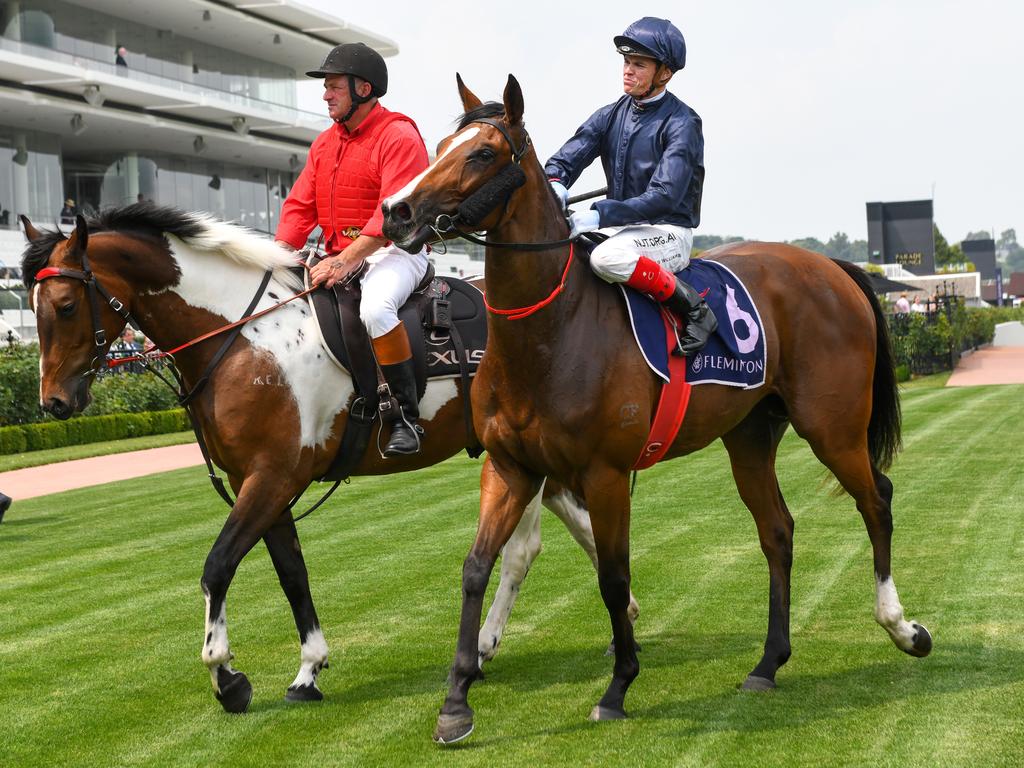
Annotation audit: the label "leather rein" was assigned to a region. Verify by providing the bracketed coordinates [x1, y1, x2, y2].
[34, 254, 336, 518]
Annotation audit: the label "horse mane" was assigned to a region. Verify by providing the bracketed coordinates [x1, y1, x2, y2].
[457, 102, 508, 130]
[22, 202, 301, 290]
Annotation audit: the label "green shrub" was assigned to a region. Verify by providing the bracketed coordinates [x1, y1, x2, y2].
[0, 409, 190, 455]
[0, 342, 43, 426]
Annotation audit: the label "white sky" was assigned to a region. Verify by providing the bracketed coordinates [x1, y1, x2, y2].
[297, 0, 1022, 244]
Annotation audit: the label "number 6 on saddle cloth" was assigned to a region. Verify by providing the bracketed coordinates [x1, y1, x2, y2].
[301, 251, 487, 479]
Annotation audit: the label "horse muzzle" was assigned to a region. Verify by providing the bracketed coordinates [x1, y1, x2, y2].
[381, 200, 436, 254]
[41, 376, 92, 420]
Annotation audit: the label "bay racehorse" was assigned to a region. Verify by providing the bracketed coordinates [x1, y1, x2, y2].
[380, 75, 933, 743]
[20, 203, 636, 712]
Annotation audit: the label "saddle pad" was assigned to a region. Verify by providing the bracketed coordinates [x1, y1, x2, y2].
[620, 259, 766, 388]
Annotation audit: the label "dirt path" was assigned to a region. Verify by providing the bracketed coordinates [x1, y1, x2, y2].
[946, 322, 1024, 387]
[0, 443, 204, 501]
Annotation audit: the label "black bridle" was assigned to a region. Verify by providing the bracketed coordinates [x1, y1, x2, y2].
[429, 118, 576, 252]
[34, 249, 134, 378]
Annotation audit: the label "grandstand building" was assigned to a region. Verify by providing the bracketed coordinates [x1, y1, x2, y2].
[0, 0, 396, 338]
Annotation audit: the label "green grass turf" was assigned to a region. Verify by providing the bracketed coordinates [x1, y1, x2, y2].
[1, 379, 1021, 767]
[0, 431, 196, 472]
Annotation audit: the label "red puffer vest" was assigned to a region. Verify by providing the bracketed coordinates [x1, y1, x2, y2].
[277, 104, 423, 253]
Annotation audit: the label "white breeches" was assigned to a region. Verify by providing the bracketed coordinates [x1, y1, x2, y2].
[589, 224, 693, 283]
[359, 244, 430, 338]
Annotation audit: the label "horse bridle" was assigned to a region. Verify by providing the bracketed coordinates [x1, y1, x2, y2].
[34, 249, 134, 378]
[429, 118, 575, 252]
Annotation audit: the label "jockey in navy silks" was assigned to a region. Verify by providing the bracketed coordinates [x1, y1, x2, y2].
[545, 16, 717, 356]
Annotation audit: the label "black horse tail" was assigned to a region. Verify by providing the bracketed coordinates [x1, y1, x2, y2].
[831, 259, 902, 471]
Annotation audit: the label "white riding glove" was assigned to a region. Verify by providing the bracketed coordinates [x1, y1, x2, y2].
[549, 180, 569, 211]
[569, 209, 601, 239]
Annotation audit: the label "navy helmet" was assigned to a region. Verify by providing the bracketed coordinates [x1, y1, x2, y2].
[614, 17, 686, 72]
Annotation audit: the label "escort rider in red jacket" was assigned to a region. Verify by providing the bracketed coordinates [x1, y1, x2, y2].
[276, 43, 430, 457]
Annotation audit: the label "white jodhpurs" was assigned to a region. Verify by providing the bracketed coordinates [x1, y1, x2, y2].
[359, 244, 430, 338]
[589, 224, 693, 284]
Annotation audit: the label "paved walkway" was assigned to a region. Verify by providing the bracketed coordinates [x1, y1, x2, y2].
[0, 442, 204, 501]
[946, 322, 1024, 387]
[4, 323, 1024, 505]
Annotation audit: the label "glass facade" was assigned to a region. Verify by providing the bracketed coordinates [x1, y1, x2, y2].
[0, 128, 62, 228]
[1, 0, 299, 110]
[56, 152, 294, 235]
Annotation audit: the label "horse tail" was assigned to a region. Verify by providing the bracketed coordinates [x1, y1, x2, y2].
[831, 259, 902, 470]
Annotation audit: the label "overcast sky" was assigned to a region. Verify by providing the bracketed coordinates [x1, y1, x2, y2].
[297, 0, 1022, 244]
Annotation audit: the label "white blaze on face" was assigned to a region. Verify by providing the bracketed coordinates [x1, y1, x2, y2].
[164, 236, 353, 448]
[384, 126, 481, 208]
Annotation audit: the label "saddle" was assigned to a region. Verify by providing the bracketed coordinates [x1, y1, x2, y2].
[303, 253, 487, 479]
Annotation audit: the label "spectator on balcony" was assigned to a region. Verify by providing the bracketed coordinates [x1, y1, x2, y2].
[894, 292, 911, 314]
[59, 199, 76, 227]
[116, 45, 128, 68]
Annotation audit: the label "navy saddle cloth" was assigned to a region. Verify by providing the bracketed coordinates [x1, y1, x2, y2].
[304, 255, 487, 403]
[620, 258, 767, 389]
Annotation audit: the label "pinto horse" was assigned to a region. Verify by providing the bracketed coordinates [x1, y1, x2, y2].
[380, 75, 933, 743]
[19, 204, 633, 713]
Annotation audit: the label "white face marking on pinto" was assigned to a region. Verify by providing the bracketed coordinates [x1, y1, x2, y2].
[384, 126, 481, 207]
[165, 235, 353, 448]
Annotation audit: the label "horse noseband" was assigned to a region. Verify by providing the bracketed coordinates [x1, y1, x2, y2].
[456, 164, 527, 228]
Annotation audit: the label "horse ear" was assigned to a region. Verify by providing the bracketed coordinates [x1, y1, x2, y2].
[503, 74, 524, 126]
[20, 215, 43, 243]
[456, 73, 482, 113]
[63, 214, 89, 266]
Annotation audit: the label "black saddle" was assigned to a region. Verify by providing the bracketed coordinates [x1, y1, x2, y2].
[303, 254, 486, 479]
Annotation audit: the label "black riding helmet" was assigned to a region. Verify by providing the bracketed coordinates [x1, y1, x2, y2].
[307, 43, 388, 123]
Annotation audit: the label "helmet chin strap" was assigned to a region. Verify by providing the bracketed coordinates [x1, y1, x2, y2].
[337, 74, 374, 125]
[637, 62, 665, 100]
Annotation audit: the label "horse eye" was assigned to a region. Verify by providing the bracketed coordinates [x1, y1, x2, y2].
[471, 148, 496, 163]
[59, 302, 76, 318]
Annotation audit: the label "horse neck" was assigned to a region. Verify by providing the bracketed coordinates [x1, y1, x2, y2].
[483, 162, 586, 349]
[110, 234, 278, 378]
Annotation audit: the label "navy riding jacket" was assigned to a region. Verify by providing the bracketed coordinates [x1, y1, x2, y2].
[544, 91, 704, 229]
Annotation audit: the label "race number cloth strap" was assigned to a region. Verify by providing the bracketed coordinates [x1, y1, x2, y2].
[620, 259, 766, 388]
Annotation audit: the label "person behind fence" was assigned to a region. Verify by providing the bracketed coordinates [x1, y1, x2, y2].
[544, 16, 717, 356]
[274, 43, 430, 457]
[911, 295, 925, 313]
[59, 199, 76, 226]
[895, 292, 911, 314]
[109, 326, 141, 371]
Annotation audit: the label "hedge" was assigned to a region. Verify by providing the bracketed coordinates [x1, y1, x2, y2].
[0, 409, 190, 455]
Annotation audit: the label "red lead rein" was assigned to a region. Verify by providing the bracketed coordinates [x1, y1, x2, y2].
[483, 243, 574, 321]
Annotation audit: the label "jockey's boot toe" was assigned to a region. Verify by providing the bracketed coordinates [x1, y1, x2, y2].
[680, 304, 717, 356]
[383, 421, 423, 456]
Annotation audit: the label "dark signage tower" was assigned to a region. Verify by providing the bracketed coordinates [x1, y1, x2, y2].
[962, 238, 997, 279]
[866, 199, 935, 275]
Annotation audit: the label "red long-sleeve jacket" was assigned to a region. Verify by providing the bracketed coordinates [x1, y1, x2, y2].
[276, 103, 428, 253]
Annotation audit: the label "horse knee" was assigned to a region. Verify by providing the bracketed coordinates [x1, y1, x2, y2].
[597, 567, 631, 610]
[463, 553, 494, 597]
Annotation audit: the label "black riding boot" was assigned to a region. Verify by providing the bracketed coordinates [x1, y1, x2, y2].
[663, 278, 718, 356]
[380, 359, 423, 457]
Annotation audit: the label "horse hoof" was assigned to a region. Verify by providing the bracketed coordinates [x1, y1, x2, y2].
[285, 683, 323, 703]
[434, 712, 474, 745]
[740, 675, 776, 692]
[215, 669, 253, 714]
[904, 623, 933, 658]
[589, 705, 627, 721]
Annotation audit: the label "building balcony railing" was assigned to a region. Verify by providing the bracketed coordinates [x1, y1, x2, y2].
[0, 36, 327, 126]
